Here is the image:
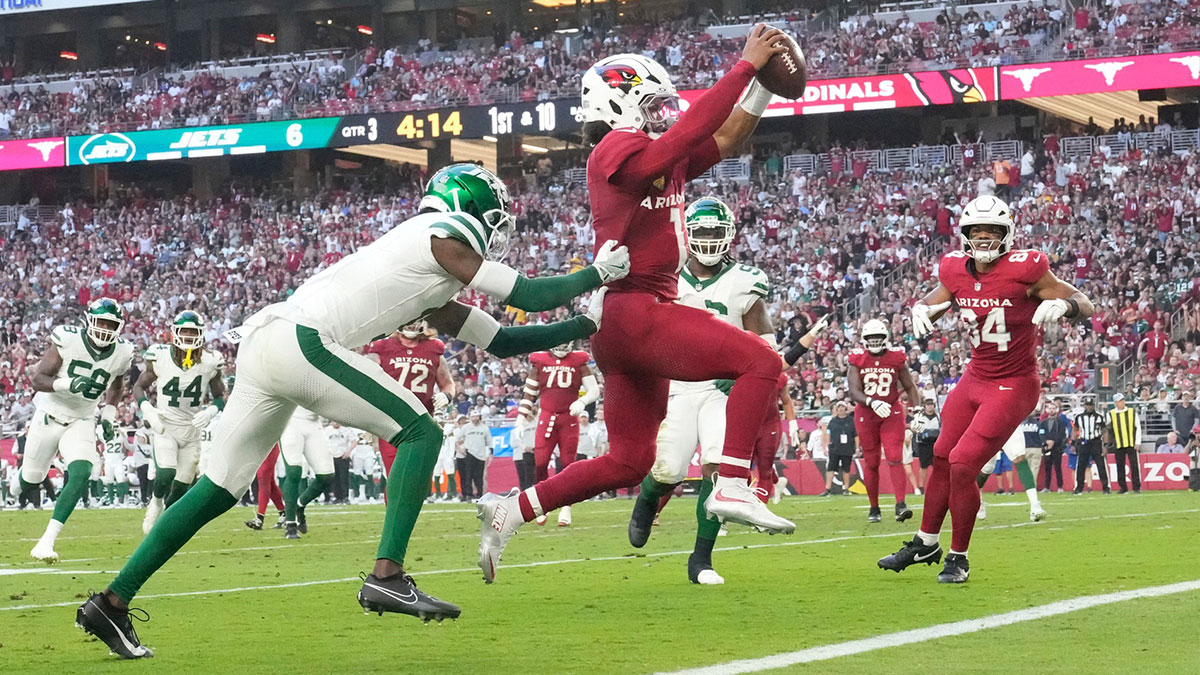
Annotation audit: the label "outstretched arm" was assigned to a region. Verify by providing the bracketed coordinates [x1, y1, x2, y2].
[426, 299, 599, 360]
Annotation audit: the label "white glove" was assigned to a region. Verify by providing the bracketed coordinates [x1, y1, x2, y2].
[869, 399, 892, 418]
[191, 405, 219, 430]
[911, 301, 952, 338]
[140, 400, 165, 434]
[808, 314, 831, 336]
[568, 400, 587, 417]
[584, 287, 607, 331]
[592, 239, 630, 283]
[910, 418, 928, 434]
[432, 392, 450, 415]
[788, 419, 801, 446]
[1032, 298, 1071, 327]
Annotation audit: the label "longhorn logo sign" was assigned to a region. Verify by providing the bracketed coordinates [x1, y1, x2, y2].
[28, 139, 64, 162]
[1002, 67, 1051, 93]
[1169, 55, 1200, 80]
[1083, 61, 1134, 86]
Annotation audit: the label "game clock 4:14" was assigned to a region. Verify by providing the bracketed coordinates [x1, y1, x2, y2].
[395, 111, 463, 140]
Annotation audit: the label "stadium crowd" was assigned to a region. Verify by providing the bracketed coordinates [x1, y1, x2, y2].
[2, 0, 1194, 140]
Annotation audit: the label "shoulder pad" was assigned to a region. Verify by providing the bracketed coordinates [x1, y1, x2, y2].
[50, 325, 71, 347]
[428, 213, 488, 257]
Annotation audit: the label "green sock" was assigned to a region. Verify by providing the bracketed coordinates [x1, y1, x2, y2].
[109, 477, 237, 602]
[282, 466, 302, 521]
[19, 477, 39, 501]
[105, 483, 115, 502]
[695, 475, 721, 541]
[1015, 461, 1037, 491]
[118, 483, 129, 501]
[299, 473, 332, 507]
[52, 461, 93, 524]
[153, 469, 176, 500]
[349, 474, 359, 495]
[636, 473, 676, 505]
[446, 474, 457, 498]
[377, 416, 443, 564]
[165, 480, 191, 508]
[976, 472, 989, 489]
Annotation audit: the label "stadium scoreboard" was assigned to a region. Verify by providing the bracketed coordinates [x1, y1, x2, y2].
[330, 99, 582, 145]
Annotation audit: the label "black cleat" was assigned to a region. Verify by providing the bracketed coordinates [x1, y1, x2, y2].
[76, 592, 153, 659]
[297, 506, 308, 534]
[628, 495, 658, 548]
[357, 573, 461, 622]
[895, 502, 913, 523]
[867, 507, 882, 523]
[285, 523, 301, 539]
[937, 553, 970, 583]
[878, 537, 942, 572]
[244, 516, 263, 530]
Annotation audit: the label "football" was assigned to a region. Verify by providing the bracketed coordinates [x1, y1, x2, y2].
[757, 32, 807, 100]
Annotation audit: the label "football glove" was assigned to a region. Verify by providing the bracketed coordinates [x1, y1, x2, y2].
[592, 239, 631, 283]
[583, 287, 608, 331]
[714, 379, 735, 395]
[192, 405, 219, 430]
[100, 419, 117, 442]
[1032, 298, 1071, 327]
[910, 418, 928, 434]
[568, 400, 587, 417]
[139, 400, 165, 434]
[869, 399, 892, 418]
[911, 301, 952, 338]
[432, 392, 450, 415]
[788, 419, 801, 446]
[807, 314, 831, 337]
[68, 374, 97, 395]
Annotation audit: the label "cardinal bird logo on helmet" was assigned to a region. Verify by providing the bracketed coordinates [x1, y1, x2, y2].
[596, 64, 642, 93]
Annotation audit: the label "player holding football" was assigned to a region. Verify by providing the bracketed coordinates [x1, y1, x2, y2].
[134, 310, 226, 534]
[76, 163, 627, 658]
[364, 321, 457, 497]
[479, 28, 802, 583]
[516, 341, 599, 526]
[849, 319, 920, 524]
[878, 196, 1093, 583]
[19, 299, 134, 562]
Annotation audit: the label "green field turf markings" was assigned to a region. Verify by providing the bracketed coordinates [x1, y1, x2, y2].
[663, 578, 1200, 674]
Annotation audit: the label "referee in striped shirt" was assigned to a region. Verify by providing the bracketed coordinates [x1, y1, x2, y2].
[1109, 394, 1141, 493]
[1073, 398, 1109, 494]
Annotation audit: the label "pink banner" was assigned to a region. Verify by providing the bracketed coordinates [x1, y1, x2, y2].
[679, 67, 999, 116]
[1000, 51, 1200, 99]
[0, 136, 66, 171]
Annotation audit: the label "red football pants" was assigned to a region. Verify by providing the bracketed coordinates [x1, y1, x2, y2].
[855, 404, 908, 507]
[521, 292, 781, 519]
[534, 412, 579, 482]
[919, 370, 1040, 552]
[753, 413, 782, 502]
[256, 445, 284, 517]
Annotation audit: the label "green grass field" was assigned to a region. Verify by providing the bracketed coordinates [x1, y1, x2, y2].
[2, 490, 1198, 674]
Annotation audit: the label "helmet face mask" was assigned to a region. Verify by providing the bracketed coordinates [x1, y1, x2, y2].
[959, 195, 1015, 263]
[86, 298, 124, 348]
[549, 342, 572, 358]
[685, 197, 735, 266]
[400, 321, 427, 340]
[861, 318, 890, 355]
[171, 310, 206, 351]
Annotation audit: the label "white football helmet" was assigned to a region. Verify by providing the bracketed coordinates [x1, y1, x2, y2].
[400, 320, 427, 340]
[685, 197, 736, 266]
[861, 319, 890, 354]
[550, 343, 572, 358]
[959, 195, 1014, 263]
[580, 54, 680, 138]
[171, 310, 206, 351]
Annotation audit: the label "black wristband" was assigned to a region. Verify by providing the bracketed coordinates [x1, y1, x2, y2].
[783, 342, 809, 367]
[1065, 297, 1080, 318]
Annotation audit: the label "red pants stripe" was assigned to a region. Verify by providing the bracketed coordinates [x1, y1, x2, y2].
[534, 413, 579, 482]
[522, 292, 781, 519]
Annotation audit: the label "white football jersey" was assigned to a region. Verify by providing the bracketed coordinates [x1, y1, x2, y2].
[671, 263, 770, 395]
[292, 406, 320, 423]
[246, 211, 483, 350]
[144, 344, 224, 425]
[34, 325, 135, 421]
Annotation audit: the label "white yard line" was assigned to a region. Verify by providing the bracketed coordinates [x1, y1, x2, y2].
[2, 506, 1194, 612]
[663, 579, 1200, 674]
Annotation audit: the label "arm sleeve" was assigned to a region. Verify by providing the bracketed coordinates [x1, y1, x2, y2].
[487, 318, 597, 359]
[782, 342, 809, 367]
[505, 267, 603, 312]
[578, 374, 600, 405]
[606, 60, 756, 191]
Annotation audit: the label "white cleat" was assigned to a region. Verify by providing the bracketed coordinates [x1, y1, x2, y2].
[977, 501, 987, 520]
[704, 475, 795, 535]
[557, 505, 572, 527]
[1030, 506, 1048, 522]
[695, 569, 725, 585]
[535, 515, 547, 526]
[476, 492, 525, 584]
[772, 476, 787, 505]
[30, 540, 58, 563]
[142, 497, 163, 534]
[717, 524, 729, 537]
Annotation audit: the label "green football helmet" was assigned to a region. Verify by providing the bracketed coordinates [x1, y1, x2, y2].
[85, 297, 124, 347]
[172, 310, 206, 351]
[685, 196, 736, 266]
[419, 163, 515, 260]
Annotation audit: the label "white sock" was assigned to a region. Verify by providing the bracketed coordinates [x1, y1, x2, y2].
[916, 530, 939, 546]
[42, 519, 64, 545]
[1026, 488, 1040, 508]
[949, 549, 968, 557]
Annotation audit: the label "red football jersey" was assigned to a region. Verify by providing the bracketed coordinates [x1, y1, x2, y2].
[938, 249, 1049, 380]
[848, 347, 908, 405]
[365, 337, 445, 410]
[530, 351, 590, 414]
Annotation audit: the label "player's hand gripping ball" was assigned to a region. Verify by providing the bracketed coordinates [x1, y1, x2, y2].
[757, 31, 807, 100]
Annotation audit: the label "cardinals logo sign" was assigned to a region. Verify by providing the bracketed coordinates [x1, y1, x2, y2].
[596, 64, 642, 94]
[904, 68, 996, 105]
